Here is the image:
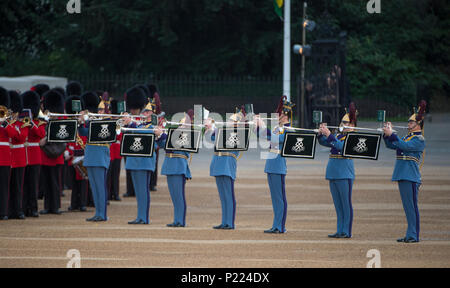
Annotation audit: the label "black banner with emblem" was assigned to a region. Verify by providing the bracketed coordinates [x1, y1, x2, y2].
[215, 127, 250, 152]
[47, 119, 78, 143]
[120, 133, 155, 157]
[165, 128, 202, 153]
[342, 132, 381, 160]
[88, 120, 117, 144]
[282, 132, 317, 159]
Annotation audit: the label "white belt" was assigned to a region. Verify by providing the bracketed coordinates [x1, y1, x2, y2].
[26, 142, 40, 147]
[0, 142, 10, 146]
[11, 144, 25, 149]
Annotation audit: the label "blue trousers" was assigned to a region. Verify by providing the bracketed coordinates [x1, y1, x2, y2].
[130, 170, 151, 224]
[167, 175, 187, 226]
[398, 180, 420, 241]
[215, 176, 236, 228]
[267, 173, 287, 232]
[329, 179, 353, 237]
[87, 167, 108, 220]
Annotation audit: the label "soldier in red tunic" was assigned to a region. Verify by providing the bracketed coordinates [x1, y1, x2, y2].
[107, 99, 122, 201]
[65, 95, 89, 212]
[31, 84, 50, 201]
[0, 87, 19, 220]
[40, 90, 65, 215]
[22, 91, 46, 217]
[8, 91, 30, 219]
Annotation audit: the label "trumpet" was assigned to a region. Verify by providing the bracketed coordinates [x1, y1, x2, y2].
[0, 105, 11, 121]
[21, 116, 32, 128]
[120, 127, 168, 133]
[165, 120, 205, 128]
[321, 125, 399, 134]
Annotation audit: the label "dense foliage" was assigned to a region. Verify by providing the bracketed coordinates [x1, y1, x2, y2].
[1, 0, 448, 105]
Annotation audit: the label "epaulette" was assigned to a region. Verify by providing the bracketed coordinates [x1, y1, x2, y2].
[416, 135, 425, 141]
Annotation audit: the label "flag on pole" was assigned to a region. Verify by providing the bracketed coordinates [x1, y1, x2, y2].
[274, 0, 283, 20]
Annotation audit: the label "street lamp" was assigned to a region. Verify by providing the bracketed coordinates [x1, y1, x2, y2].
[292, 2, 315, 128]
[293, 44, 312, 56]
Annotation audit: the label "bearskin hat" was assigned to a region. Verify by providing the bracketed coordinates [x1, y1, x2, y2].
[147, 84, 158, 96]
[21, 90, 41, 118]
[30, 84, 50, 99]
[9, 90, 23, 113]
[65, 95, 84, 115]
[66, 81, 83, 97]
[43, 90, 64, 113]
[0, 86, 10, 108]
[125, 86, 147, 110]
[81, 91, 100, 113]
[110, 99, 119, 115]
[138, 84, 150, 98]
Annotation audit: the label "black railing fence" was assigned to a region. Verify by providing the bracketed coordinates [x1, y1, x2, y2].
[69, 74, 412, 121]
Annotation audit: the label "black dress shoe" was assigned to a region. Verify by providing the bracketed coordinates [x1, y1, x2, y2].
[397, 237, 406, 243]
[39, 210, 49, 215]
[51, 210, 63, 215]
[405, 237, 419, 243]
[328, 233, 339, 238]
[222, 224, 234, 230]
[167, 222, 177, 227]
[30, 211, 39, 217]
[128, 219, 146, 224]
[176, 223, 185, 227]
[86, 216, 104, 222]
[0, 216, 8, 220]
[122, 193, 134, 198]
[264, 228, 283, 234]
[336, 233, 351, 238]
[213, 224, 225, 229]
[150, 187, 157, 191]
[79, 207, 87, 212]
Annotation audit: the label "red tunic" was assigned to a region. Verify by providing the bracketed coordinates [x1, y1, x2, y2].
[26, 120, 46, 166]
[41, 117, 65, 166]
[110, 133, 122, 160]
[0, 122, 19, 166]
[10, 120, 29, 168]
[67, 135, 87, 180]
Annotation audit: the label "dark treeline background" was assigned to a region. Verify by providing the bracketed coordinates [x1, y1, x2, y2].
[0, 0, 449, 113]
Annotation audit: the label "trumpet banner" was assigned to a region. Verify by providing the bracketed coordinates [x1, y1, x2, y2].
[342, 132, 382, 160]
[282, 132, 317, 159]
[88, 120, 117, 144]
[120, 133, 155, 157]
[47, 120, 78, 143]
[165, 128, 202, 153]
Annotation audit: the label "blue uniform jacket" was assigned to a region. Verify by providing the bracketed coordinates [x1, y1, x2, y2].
[78, 123, 110, 169]
[159, 135, 192, 179]
[383, 132, 425, 183]
[208, 129, 239, 180]
[318, 133, 355, 180]
[258, 125, 288, 175]
[125, 122, 163, 172]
